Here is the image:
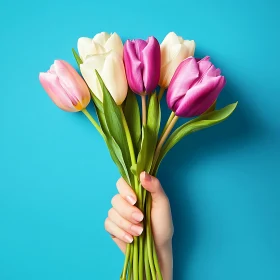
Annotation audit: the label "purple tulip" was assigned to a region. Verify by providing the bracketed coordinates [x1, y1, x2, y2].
[167, 56, 226, 117]
[123, 36, 160, 94]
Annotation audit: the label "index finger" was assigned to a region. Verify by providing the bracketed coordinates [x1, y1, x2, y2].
[116, 178, 137, 206]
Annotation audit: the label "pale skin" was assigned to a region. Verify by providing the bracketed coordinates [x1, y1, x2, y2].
[105, 172, 173, 279]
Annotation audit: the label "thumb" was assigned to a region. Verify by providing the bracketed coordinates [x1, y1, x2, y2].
[140, 172, 167, 204]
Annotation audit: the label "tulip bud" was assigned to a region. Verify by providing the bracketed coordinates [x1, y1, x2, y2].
[78, 32, 123, 61]
[123, 36, 160, 95]
[159, 32, 195, 88]
[39, 60, 90, 112]
[167, 56, 226, 117]
[80, 51, 128, 105]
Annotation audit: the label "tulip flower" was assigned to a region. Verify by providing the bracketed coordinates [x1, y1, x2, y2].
[123, 36, 160, 95]
[167, 56, 226, 118]
[80, 51, 128, 105]
[39, 60, 90, 112]
[159, 32, 195, 89]
[78, 32, 123, 61]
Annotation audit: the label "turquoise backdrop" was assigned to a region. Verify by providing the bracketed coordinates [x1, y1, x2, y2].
[0, 0, 279, 279]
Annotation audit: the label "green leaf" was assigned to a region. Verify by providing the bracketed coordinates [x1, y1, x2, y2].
[95, 71, 132, 178]
[153, 102, 238, 174]
[105, 136, 131, 184]
[72, 48, 83, 66]
[89, 88, 103, 112]
[131, 93, 161, 176]
[93, 103, 130, 183]
[131, 125, 149, 177]
[146, 92, 161, 171]
[123, 89, 141, 154]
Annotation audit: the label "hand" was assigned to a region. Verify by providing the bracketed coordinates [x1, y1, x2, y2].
[105, 172, 173, 279]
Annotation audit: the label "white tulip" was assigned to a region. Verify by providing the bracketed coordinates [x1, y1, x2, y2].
[80, 51, 128, 105]
[78, 32, 123, 61]
[159, 32, 195, 88]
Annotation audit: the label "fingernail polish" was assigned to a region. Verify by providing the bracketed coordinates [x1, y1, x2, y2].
[132, 212, 144, 222]
[131, 225, 143, 236]
[144, 172, 152, 181]
[126, 195, 136, 205]
[124, 234, 133, 243]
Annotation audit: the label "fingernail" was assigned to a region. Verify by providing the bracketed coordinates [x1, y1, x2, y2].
[132, 212, 144, 222]
[144, 172, 152, 181]
[124, 234, 133, 243]
[126, 195, 136, 205]
[131, 225, 143, 236]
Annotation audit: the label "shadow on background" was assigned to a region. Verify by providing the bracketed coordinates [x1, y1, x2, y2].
[157, 71, 264, 278]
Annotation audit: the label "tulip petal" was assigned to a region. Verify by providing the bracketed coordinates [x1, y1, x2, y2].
[197, 56, 212, 74]
[89, 42, 106, 57]
[205, 65, 221, 77]
[39, 72, 76, 111]
[161, 42, 181, 68]
[160, 41, 195, 88]
[161, 32, 182, 50]
[124, 40, 144, 94]
[53, 60, 89, 107]
[197, 57, 221, 78]
[105, 32, 123, 57]
[175, 76, 226, 117]
[142, 36, 160, 93]
[166, 57, 200, 109]
[93, 32, 110, 46]
[134, 39, 147, 60]
[102, 52, 128, 105]
[78, 37, 94, 61]
[80, 55, 106, 102]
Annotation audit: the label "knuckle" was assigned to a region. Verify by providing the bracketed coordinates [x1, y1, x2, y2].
[118, 218, 124, 228]
[108, 208, 114, 219]
[104, 218, 110, 231]
[116, 178, 122, 189]
[111, 194, 120, 206]
[153, 178, 161, 188]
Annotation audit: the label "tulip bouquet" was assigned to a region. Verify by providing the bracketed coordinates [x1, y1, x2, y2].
[39, 31, 237, 279]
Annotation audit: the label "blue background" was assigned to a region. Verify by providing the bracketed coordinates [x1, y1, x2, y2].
[0, 0, 279, 279]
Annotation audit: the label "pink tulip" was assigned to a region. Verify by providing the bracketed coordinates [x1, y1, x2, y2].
[167, 56, 226, 117]
[39, 60, 90, 112]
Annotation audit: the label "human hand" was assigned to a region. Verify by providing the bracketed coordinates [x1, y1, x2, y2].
[105, 172, 173, 279]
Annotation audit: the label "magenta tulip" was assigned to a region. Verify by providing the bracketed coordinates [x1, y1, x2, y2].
[39, 60, 90, 112]
[167, 56, 226, 117]
[123, 36, 160, 95]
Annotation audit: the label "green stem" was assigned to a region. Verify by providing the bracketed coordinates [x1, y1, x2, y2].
[121, 244, 131, 280]
[138, 182, 144, 280]
[139, 234, 144, 280]
[128, 244, 133, 280]
[158, 87, 166, 101]
[144, 234, 152, 280]
[158, 111, 175, 143]
[151, 115, 179, 174]
[141, 95, 147, 126]
[133, 237, 139, 280]
[120, 108, 138, 191]
[120, 107, 139, 280]
[146, 194, 157, 279]
[82, 109, 104, 137]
